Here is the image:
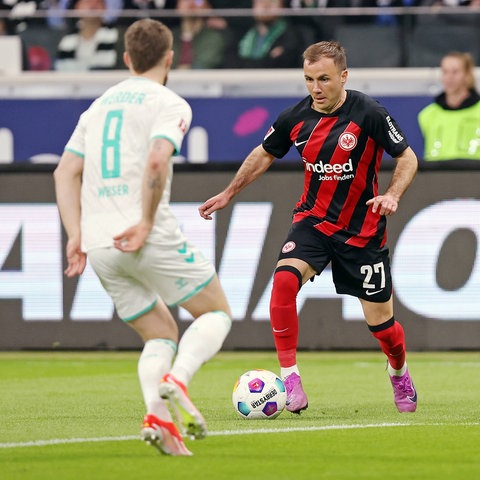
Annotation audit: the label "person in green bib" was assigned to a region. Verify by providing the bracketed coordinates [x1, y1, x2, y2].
[418, 51, 480, 162]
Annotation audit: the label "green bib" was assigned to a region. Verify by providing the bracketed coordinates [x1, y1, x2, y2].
[418, 101, 480, 161]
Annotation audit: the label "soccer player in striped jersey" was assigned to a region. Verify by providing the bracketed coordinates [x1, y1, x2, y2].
[199, 41, 418, 415]
[54, 19, 232, 456]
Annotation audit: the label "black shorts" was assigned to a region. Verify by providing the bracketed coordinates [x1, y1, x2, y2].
[277, 217, 392, 303]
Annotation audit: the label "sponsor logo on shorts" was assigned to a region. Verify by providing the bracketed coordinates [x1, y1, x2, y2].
[175, 278, 189, 289]
[338, 132, 357, 151]
[365, 289, 384, 296]
[282, 241, 296, 253]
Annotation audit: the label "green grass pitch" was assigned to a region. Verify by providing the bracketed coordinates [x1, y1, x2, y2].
[1, 351, 479, 480]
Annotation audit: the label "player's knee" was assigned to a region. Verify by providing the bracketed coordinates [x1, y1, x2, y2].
[271, 266, 302, 305]
[368, 316, 404, 342]
[213, 309, 232, 331]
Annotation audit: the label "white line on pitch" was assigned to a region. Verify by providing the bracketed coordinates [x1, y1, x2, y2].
[0, 422, 477, 449]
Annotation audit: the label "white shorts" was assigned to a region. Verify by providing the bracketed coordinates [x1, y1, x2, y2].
[87, 239, 215, 322]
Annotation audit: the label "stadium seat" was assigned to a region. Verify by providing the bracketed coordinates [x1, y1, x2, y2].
[27, 45, 52, 71]
[333, 25, 403, 68]
[20, 26, 66, 71]
[407, 22, 480, 67]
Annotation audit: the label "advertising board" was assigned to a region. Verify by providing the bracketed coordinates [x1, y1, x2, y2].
[1, 169, 479, 350]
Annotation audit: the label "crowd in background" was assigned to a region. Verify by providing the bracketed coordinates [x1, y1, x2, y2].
[1, 0, 479, 162]
[1, 0, 480, 71]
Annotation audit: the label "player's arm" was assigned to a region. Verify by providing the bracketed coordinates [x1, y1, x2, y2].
[367, 146, 418, 216]
[113, 137, 174, 252]
[54, 150, 86, 277]
[199, 144, 275, 220]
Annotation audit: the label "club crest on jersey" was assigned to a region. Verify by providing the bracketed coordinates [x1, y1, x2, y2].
[264, 126, 275, 140]
[282, 241, 296, 253]
[338, 132, 357, 151]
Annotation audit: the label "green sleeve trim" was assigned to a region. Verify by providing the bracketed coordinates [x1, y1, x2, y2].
[64, 147, 84, 158]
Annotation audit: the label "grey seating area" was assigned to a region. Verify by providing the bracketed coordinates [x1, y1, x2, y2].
[333, 15, 480, 68]
[406, 21, 480, 68]
[333, 25, 403, 68]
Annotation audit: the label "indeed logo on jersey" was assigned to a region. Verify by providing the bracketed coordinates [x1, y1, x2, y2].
[303, 158, 355, 181]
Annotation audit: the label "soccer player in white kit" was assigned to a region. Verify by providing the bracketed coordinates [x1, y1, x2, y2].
[54, 18, 232, 457]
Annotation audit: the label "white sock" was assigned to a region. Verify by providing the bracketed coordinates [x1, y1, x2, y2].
[138, 338, 177, 420]
[388, 361, 407, 377]
[170, 311, 232, 386]
[281, 365, 300, 381]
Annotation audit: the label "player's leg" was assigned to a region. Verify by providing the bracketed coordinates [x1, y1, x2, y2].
[87, 248, 192, 455]
[270, 258, 316, 414]
[121, 303, 195, 455]
[157, 274, 231, 439]
[126, 304, 196, 454]
[360, 297, 404, 368]
[130, 232, 231, 439]
[360, 298, 417, 413]
[128, 302, 178, 419]
[271, 220, 327, 414]
[140, 235, 232, 390]
[332, 242, 416, 413]
[173, 274, 231, 386]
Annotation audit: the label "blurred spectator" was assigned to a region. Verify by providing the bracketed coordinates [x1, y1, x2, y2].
[47, 0, 177, 29]
[171, 0, 226, 69]
[417, 51, 480, 161]
[55, 0, 123, 71]
[422, 0, 471, 5]
[208, 0, 254, 41]
[419, 0, 480, 26]
[47, 0, 123, 29]
[121, 0, 177, 27]
[1, 0, 47, 27]
[287, 1, 349, 41]
[223, 0, 302, 68]
[345, 0, 421, 25]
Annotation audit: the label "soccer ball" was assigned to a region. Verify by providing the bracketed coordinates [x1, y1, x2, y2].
[232, 369, 286, 419]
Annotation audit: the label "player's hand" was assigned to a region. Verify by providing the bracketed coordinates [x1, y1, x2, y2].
[64, 237, 87, 277]
[198, 193, 230, 220]
[366, 193, 399, 216]
[113, 222, 151, 252]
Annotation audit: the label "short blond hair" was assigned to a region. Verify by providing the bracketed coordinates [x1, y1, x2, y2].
[303, 41, 347, 71]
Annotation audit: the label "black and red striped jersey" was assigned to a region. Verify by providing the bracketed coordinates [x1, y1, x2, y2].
[262, 89, 409, 248]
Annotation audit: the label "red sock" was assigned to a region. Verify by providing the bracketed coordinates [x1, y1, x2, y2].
[269, 266, 302, 368]
[369, 317, 406, 370]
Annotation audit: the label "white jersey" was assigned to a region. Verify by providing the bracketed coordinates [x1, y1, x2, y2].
[65, 77, 192, 251]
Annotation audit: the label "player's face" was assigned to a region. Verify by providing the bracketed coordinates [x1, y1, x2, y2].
[304, 57, 347, 114]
